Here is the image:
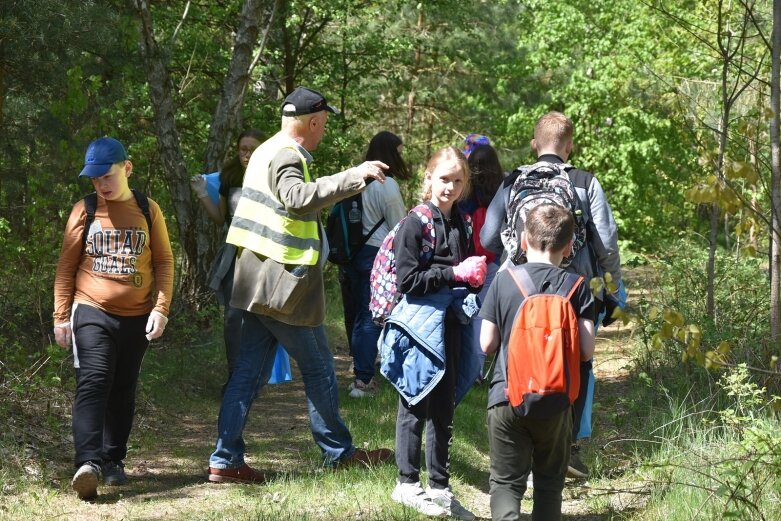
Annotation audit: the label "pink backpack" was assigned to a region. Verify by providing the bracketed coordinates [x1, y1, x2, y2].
[369, 204, 472, 325]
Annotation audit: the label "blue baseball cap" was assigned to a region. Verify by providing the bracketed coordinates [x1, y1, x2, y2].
[79, 137, 128, 178]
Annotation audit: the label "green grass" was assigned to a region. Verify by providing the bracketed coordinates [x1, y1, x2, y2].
[0, 287, 493, 520]
[6, 260, 778, 519]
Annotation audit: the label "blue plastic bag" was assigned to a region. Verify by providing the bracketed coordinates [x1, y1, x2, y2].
[204, 172, 221, 205]
[268, 345, 293, 384]
[577, 367, 595, 439]
[580, 280, 626, 439]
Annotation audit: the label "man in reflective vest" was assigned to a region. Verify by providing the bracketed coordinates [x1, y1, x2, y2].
[208, 87, 393, 483]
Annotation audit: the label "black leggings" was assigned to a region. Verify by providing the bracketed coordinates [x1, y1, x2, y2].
[395, 311, 461, 489]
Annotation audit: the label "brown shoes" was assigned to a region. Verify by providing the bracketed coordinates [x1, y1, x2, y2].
[208, 463, 267, 484]
[208, 449, 392, 481]
[338, 448, 394, 468]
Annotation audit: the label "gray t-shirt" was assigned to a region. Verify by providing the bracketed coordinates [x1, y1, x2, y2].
[362, 176, 406, 247]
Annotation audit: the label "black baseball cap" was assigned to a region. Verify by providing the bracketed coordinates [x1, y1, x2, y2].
[281, 87, 340, 117]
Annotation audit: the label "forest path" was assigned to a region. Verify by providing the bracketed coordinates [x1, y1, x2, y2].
[7, 268, 651, 520]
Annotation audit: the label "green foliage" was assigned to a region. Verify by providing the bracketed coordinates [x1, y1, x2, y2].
[500, 0, 698, 249]
[8, 0, 767, 362]
[637, 366, 781, 521]
[634, 238, 772, 376]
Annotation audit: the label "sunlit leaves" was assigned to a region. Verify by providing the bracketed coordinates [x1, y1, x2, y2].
[589, 276, 605, 296]
[590, 273, 618, 297]
[726, 161, 758, 184]
[651, 306, 733, 371]
[739, 245, 757, 257]
[663, 309, 685, 327]
[685, 175, 743, 214]
[648, 306, 660, 321]
[609, 306, 630, 325]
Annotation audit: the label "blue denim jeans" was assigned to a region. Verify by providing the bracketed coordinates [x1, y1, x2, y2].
[219, 254, 243, 375]
[209, 312, 355, 468]
[347, 245, 381, 383]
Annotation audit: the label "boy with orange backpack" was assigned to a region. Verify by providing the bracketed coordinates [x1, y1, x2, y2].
[479, 204, 595, 521]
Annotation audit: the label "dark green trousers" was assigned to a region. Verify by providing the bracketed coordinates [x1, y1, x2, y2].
[487, 404, 571, 521]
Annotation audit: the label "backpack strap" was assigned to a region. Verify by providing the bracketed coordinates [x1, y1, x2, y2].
[358, 216, 386, 249]
[410, 204, 436, 266]
[81, 192, 98, 251]
[556, 272, 584, 301]
[508, 267, 583, 302]
[81, 189, 153, 251]
[507, 266, 535, 299]
[131, 189, 153, 233]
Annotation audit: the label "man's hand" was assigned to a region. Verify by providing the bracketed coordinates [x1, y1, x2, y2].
[189, 175, 209, 198]
[54, 322, 72, 349]
[354, 161, 388, 184]
[145, 310, 169, 341]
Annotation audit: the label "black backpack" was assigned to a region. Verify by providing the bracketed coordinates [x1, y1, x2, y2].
[82, 189, 152, 250]
[326, 193, 385, 265]
[500, 161, 586, 267]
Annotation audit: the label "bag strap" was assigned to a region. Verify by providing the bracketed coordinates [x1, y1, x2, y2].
[81, 192, 98, 251]
[508, 266, 583, 302]
[556, 272, 584, 301]
[82, 189, 153, 251]
[507, 266, 535, 299]
[341, 192, 386, 259]
[357, 217, 386, 249]
[411, 204, 435, 265]
[131, 189, 154, 233]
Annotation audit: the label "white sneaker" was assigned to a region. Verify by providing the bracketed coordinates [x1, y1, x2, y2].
[71, 462, 101, 500]
[392, 481, 447, 517]
[348, 378, 378, 398]
[426, 486, 476, 520]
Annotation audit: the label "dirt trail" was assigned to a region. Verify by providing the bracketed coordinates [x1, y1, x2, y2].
[14, 270, 649, 521]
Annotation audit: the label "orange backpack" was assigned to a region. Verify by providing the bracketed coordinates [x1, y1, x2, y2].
[503, 266, 583, 418]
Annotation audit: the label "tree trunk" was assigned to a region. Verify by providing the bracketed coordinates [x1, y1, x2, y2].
[133, 0, 199, 306]
[0, 53, 5, 129]
[134, 0, 280, 302]
[197, 0, 276, 284]
[280, 0, 297, 93]
[707, 1, 732, 320]
[770, 0, 781, 340]
[203, 0, 274, 172]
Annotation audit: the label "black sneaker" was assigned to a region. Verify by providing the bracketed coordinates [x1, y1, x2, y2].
[567, 445, 589, 478]
[72, 461, 101, 500]
[102, 461, 128, 486]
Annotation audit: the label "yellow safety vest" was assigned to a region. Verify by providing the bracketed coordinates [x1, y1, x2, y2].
[226, 134, 320, 265]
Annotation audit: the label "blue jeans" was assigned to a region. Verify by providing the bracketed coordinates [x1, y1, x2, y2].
[347, 245, 381, 383]
[209, 312, 355, 468]
[220, 254, 243, 375]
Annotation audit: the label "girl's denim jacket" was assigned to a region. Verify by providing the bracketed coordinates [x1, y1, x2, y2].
[379, 287, 481, 406]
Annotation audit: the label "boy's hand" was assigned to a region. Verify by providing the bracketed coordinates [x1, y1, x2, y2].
[145, 310, 169, 341]
[453, 255, 487, 287]
[190, 175, 209, 198]
[54, 322, 72, 349]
